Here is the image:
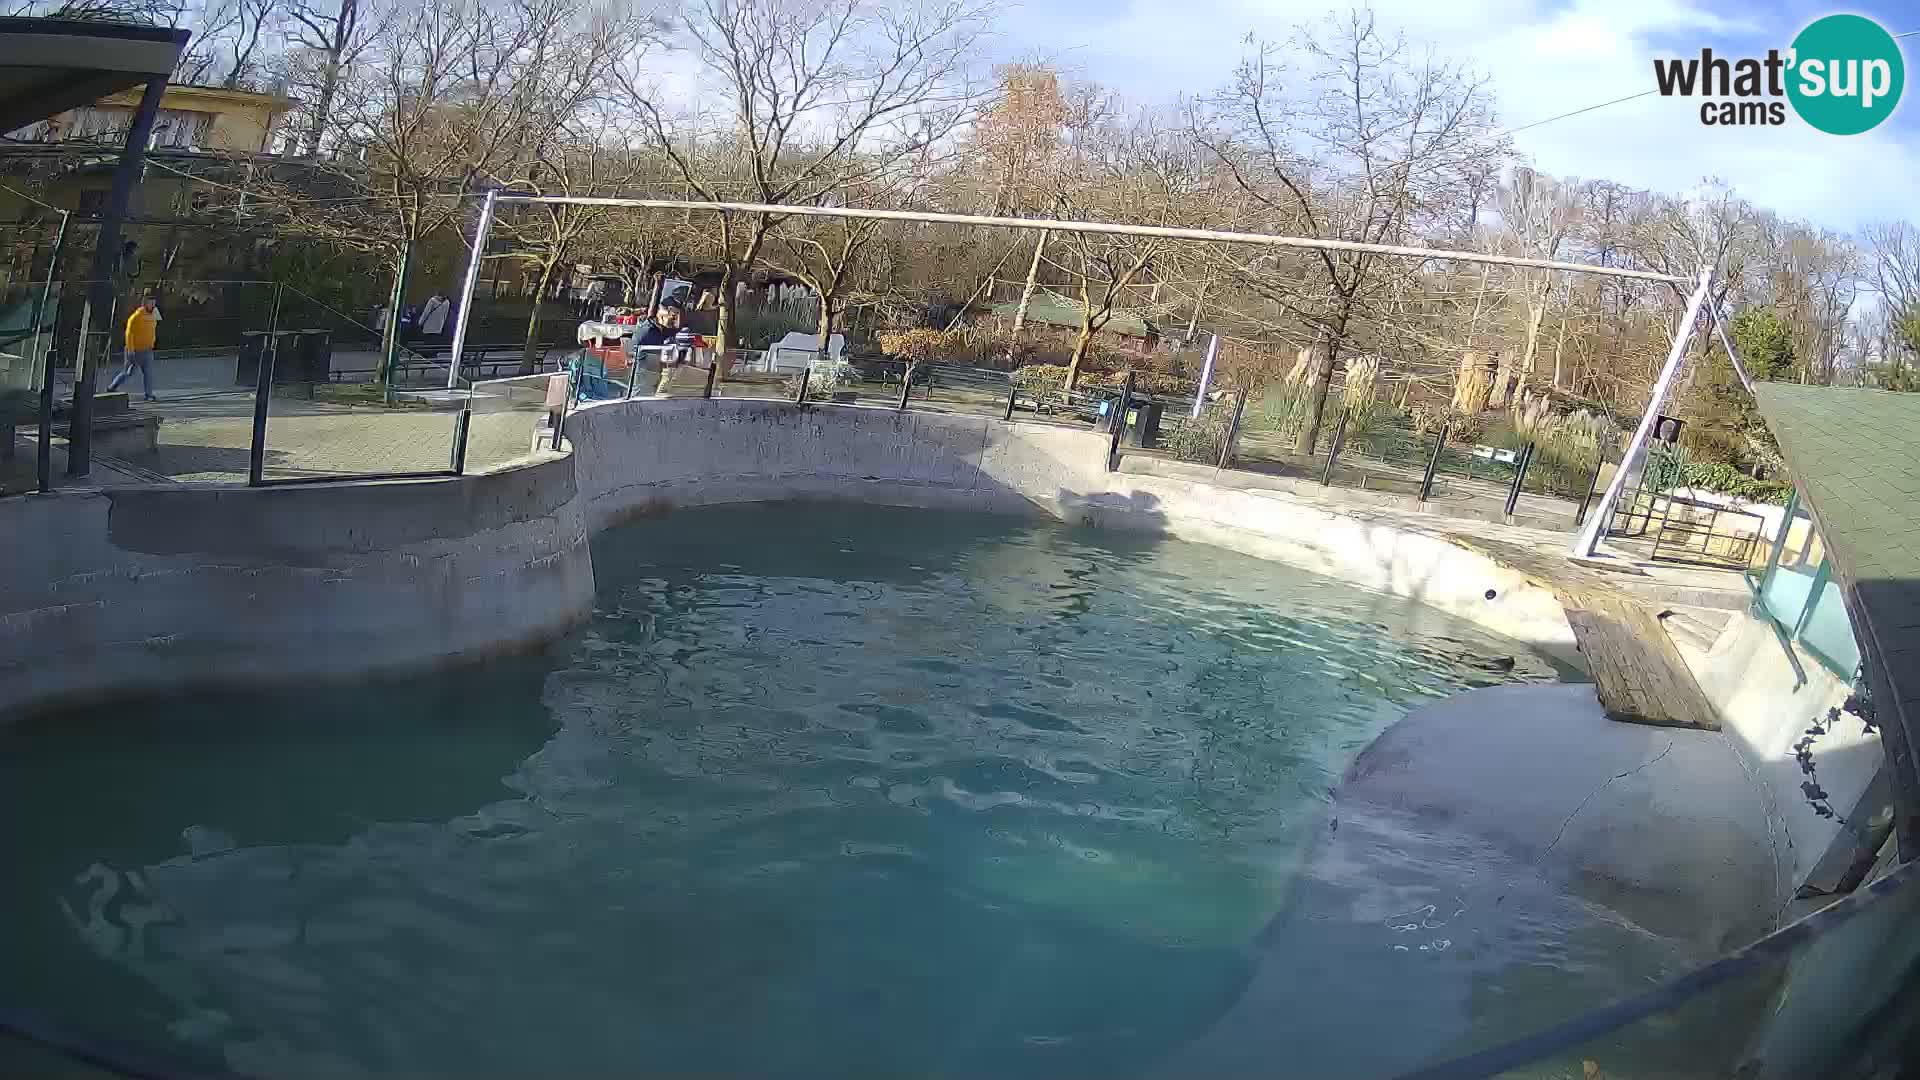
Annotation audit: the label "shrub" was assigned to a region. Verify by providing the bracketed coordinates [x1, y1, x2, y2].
[1680, 461, 1794, 504]
[733, 296, 819, 350]
[1164, 413, 1232, 464]
[1011, 364, 1073, 394]
[877, 327, 950, 364]
[1102, 369, 1188, 395]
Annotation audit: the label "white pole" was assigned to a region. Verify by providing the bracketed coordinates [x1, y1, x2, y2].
[1192, 333, 1219, 419]
[446, 188, 498, 390]
[1571, 266, 1714, 559]
[493, 195, 1691, 285]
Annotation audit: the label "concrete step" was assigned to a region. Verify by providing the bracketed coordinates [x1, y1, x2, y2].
[1657, 606, 1735, 656]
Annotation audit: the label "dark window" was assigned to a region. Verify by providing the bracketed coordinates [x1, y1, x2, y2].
[76, 189, 108, 215]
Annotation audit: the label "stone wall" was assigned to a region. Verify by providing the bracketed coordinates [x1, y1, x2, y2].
[0, 451, 593, 714]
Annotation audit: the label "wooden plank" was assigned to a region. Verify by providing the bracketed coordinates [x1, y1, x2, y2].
[1559, 588, 1720, 730]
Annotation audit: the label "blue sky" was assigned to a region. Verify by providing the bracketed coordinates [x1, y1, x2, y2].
[990, 0, 1917, 232]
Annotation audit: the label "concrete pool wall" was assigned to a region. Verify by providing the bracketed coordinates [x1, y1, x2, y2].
[2, 396, 1879, 899]
[563, 397, 1580, 666]
[1, 451, 593, 713]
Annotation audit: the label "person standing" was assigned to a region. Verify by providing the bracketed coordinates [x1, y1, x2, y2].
[108, 290, 160, 401]
[623, 295, 686, 396]
[419, 293, 451, 338]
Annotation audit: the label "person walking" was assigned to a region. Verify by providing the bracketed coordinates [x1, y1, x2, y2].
[108, 290, 161, 401]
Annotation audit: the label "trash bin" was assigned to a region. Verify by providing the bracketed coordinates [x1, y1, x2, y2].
[235, 331, 268, 385]
[1129, 400, 1164, 448]
[293, 329, 333, 383]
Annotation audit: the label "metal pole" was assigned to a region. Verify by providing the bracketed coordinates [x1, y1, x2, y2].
[1191, 333, 1219, 419]
[1573, 452, 1607, 527]
[1571, 266, 1714, 558]
[72, 76, 168, 477]
[794, 367, 810, 404]
[1319, 411, 1349, 486]
[1216, 386, 1248, 469]
[897, 362, 913, 410]
[1106, 370, 1136, 472]
[551, 370, 573, 450]
[450, 408, 471, 474]
[1759, 487, 1801, 588]
[1505, 442, 1535, 518]
[496, 196, 1694, 285]
[446, 188, 498, 390]
[1003, 383, 1017, 421]
[248, 285, 283, 486]
[35, 211, 69, 494]
[1418, 421, 1449, 503]
[702, 358, 717, 398]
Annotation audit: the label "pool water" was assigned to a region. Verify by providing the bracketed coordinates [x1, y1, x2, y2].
[3, 504, 1577, 1078]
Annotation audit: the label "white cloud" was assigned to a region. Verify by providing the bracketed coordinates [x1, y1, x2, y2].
[991, 0, 1915, 230]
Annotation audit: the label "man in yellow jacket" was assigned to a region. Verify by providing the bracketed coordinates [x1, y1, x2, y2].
[108, 290, 161, 401]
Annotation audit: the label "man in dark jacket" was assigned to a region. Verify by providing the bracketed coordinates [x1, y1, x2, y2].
[624, 295, 687, 395]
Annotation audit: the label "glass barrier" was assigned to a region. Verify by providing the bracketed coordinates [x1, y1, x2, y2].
[464, 371, 569, 472]
[1396, 859, 1920, 1080]
[0, 279, 57, 495]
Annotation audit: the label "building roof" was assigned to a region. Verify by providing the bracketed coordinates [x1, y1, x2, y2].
[0, 17, 187, 136]
[1752, 382, 1920, 853]
[989, 295, 1155, 338]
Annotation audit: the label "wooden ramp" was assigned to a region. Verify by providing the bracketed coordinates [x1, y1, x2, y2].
[1558, 589, 1721, 730]
[1433, 531, 1725, 731]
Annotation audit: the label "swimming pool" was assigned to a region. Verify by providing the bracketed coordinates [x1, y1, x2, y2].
[3, 503, 1601, 1077]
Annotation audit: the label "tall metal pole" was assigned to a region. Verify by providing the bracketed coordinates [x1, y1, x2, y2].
[446, 188, 498, 390]
[71, 76, 167, 477]
[1191, 333, 1219, 419]
[1571, 266, 1714, 559]
[35, 211, 70, 494]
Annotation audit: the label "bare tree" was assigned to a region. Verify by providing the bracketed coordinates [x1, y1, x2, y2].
[1494, 167, 1583, 394]
[285, 0, 382, 157]
[615, 0, 995, 356]
[1196, 9, 1505, 452]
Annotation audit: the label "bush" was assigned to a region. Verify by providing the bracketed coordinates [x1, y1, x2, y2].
[1011, 364, 1073, 394]
[1680, 461, 1794, 504]
[1102, 369, 1188, 395]
[732, 296, 819, 350]
[1164, 412, 1231, 464]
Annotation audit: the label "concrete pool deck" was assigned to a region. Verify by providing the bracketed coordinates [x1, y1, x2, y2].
[0, 393, 1885, 920]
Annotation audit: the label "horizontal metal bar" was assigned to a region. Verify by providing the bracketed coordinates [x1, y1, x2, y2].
[252, 469, 458, 487]
[493, 195, 1692, 284]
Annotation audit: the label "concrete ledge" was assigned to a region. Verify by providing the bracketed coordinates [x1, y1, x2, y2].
[0, 451, 594, 714]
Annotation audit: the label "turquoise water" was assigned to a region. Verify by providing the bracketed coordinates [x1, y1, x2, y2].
[1, 505, 1571, 1078]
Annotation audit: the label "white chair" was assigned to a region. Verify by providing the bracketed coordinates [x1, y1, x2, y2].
[768, 331, 844, 372]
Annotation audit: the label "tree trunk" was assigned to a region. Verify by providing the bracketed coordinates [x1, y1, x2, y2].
[519, 257, 558, 375]
[1011, 230, 1047, 337]
[816, 293, 838, 351]
[1294, 334, 1335, 455]
[303, 59, 341, 158]
[1489, 352, 1514, 408]
[1064, 318, 1094, 390]
[1551, 313, 1569, 390]
[375, 238, 413, 386]
[1520, 290, 1547, 383]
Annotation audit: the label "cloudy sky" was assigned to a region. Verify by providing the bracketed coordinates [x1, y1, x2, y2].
[989, 0, 1916, 233]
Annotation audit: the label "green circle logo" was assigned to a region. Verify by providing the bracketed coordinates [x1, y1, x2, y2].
[1787, 14, 1904, 135]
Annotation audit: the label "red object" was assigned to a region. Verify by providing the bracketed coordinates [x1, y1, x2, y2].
[691, 334, 709, 348]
